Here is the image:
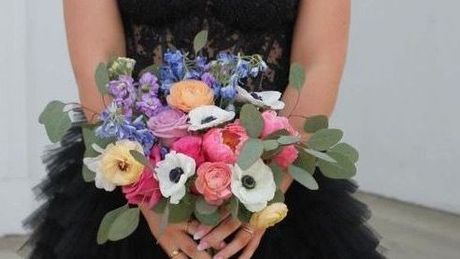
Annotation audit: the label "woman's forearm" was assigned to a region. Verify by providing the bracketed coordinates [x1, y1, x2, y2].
[64, 0, 126, 119]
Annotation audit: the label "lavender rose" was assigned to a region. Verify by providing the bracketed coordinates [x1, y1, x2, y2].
[147, 108, 189, 141]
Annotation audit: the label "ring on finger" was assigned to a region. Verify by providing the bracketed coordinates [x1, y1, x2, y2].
[240, 224, 255, 237]
[169, 248, 181, 258]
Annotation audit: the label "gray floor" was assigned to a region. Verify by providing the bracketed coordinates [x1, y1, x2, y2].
[1, 193, 460, 259]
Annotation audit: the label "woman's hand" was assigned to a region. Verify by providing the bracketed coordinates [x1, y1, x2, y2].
[140, 206, 211, 259]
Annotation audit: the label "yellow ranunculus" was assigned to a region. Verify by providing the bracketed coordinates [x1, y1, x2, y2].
[166, 80, 214, 112]
[100, 140, 145, 186]
[249, 202, 288, 229]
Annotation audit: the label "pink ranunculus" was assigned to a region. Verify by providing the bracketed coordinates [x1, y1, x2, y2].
[261, 111, 300, 168]
[171, 135, 205, 166]
[273, 145, 299, 168]
[122, 146, 162, 208]
[195, 162, 232, 205]
[147, 108, 189, 141]
[202, 122, 248, 164]
[261, 110, 298, 138]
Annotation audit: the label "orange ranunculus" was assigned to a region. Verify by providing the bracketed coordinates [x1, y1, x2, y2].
[166, 80, 214, 112]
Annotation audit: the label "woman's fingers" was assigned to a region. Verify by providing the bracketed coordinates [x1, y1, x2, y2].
[238, 230, 264, 259]
[194, 212, 230, 240]
[185, 220, 200, 236]
[212, 229, 253, 259]
[197, 217, 241, 251]
[175, 231, 212, 259]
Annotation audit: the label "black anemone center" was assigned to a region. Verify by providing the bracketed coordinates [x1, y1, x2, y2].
[201, 116, 217, 124]
[250, 92, 263, 101]
[242, 175, 256, 189]
[169, 167, 184, 183]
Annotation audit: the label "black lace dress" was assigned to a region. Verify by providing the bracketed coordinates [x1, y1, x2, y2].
[24, 1, 384, 258]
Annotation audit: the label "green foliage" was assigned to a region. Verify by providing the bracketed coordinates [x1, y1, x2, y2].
[303, 148, 336, 163]
[129, 150, 148, 166]
[237, 203, 253, 223]
[82, 165, 96, 182]
[95, 63, 109, 95]
[268, 189, 285, 204]
[330, 143, 359, 163]
[289, 165, 319, 190]
[263, 139, 279, 151]
[318, 152, 357, 179]
[81, 125, 115, 182]
[289, 63, 306, 90]
[39, 100, 72, 143]
[228, 197, 240, 219]
[277, 135, 301, 145]
[152, 198, 168, 214]
[139, 64, 161, 77]
[97, 205, 129, 244]
[237, 138, 264, 170]
[294, 149, 316, 174]
[307, 128, 343, 151]
[269, 163, 284, 188]
[239, 104, 264, 138]
[194, 197, 220, 226]
[304, 115, 329, 133]
[193, 30, 208, 54]
[168, 194, 195, 223]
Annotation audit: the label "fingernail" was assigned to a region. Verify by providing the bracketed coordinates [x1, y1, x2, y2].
[213, 256, 223, 259]
[219, 242, 226, 249]
[193, 231, 205, 240]
[197, 241, 209, 251]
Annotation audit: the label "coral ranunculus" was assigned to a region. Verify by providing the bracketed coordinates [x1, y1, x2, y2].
[167, 80, 214, 112]
[202, 122, 248, 164]
[171, 135, 205, 166]
[122, 146, 162, 208]
[195, 162, 233, 205]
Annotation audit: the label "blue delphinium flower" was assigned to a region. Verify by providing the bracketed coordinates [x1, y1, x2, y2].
[96, 103, 156, 155]
[201, 72, 221, 97]
[108, 75, 137, 117]
[159, 50, 186, 92]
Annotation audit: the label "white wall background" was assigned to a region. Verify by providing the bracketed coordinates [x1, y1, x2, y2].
[0, 0, 459, 235]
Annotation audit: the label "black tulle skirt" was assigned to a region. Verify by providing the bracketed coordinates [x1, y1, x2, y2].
[23, 128, 385, 259]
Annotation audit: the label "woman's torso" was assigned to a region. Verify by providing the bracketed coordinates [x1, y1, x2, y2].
[117, 0, 299, 92]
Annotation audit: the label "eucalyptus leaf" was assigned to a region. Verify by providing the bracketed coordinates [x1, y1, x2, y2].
[39, 100, 72, 143]
[289, 165, 319, 190]
[294, 149, 316, 174]
[82, 165, 96, 182]
[289, 63, 306, 90]
[277, 135, 301, 145]
[239, 104, 264, 138]
[82, 125, 114, 157]
[129, 150, 148, 166]
[303, 148, 336, 163]
[265, 129, 291, 140]
[307, 128, 343, 151]
[168, 194, 195, 223]
[269, 163, 284, 187]
[237, 204, 253, 223]
[318, 151, 357, 179]
[139, 64, 161, 77]
[97, 205, 128, 244]
[268, 189, 285, 204]
[263, 139, 279, 151]
[330, 143, 359, 163]
[152, 198, 168, 214]
[229, 197, 239, 219]
[237, 138, 264, 170]
[304, 115, 329, 133]
[195, 198, 220, 226]
[193, 30, 208, 54]
[95, 63, 109, 95]
[107, 207, 140, 242]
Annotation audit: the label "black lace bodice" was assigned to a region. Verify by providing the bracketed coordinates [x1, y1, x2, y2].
[117, 0, 299, 92]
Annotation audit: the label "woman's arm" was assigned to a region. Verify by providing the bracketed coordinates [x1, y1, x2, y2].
[64, 0, 125, 118]
[64, 1, 210, 258]
[199, 1, 351, 258]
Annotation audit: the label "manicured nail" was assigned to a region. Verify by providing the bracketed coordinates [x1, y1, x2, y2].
[193, 231, 205, 240]
[219, 242, 226, 249]
[213, 255, 223, 259]
[197, 241, 209, 251]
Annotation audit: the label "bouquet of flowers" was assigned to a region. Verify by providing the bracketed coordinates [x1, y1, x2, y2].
[39, 31, 359, 244]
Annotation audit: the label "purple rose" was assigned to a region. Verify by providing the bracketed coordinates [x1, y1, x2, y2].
[147, 108, 189, 140]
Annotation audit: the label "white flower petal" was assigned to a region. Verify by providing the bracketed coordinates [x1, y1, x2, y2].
[188, 105, 235, 131]
[244, 201, 268, 212]
[170, 186, 186, 204]
[236, 86, 285, 110]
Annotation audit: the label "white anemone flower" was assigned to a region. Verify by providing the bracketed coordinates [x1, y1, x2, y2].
[231, 159, 276, 212]
[155, 151, 196, 204]
[236, 86, 285, 110]
[188, 105, 235, 131]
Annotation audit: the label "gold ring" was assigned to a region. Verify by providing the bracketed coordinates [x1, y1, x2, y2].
[240, 224, 255, 237]
[169, 249, 181, 258]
